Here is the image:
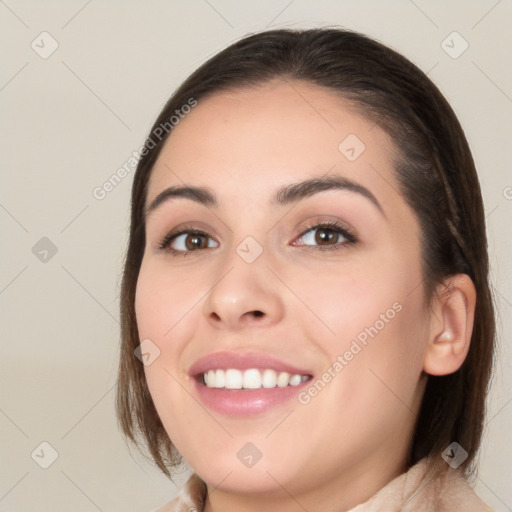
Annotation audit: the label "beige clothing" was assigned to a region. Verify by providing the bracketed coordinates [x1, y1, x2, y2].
[155, 458, 493, 511]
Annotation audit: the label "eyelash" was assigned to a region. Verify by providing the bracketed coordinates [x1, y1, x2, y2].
[157, 220, 357, 257]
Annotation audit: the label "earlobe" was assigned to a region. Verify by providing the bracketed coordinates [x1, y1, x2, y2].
[423, 274, 476, 376]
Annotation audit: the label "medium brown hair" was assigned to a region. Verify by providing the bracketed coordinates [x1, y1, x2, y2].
[116, 27, 496, 481]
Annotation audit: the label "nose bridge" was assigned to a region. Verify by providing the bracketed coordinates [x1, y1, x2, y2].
[201, 234, 284, 329]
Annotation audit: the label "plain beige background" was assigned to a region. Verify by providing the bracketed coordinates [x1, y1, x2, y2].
[1, 1, 511, 511]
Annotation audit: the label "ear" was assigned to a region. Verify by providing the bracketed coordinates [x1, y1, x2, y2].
[423, 274, 476, 376]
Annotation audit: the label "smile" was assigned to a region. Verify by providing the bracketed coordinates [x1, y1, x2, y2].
[203, 368, 310, 389]
[189, 350, 314, 416]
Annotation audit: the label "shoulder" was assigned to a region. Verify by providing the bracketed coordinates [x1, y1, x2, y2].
[153, 473, 207, 512]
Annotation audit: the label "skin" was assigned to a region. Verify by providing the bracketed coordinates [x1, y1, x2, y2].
[135, 78, 476, 512]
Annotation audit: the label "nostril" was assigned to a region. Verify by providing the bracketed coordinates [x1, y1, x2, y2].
[252, 311, 264, 317]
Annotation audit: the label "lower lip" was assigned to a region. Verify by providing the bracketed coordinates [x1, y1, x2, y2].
[193, 377, 311, 416]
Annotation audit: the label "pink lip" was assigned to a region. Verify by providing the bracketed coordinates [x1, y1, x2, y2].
[189, 351, 314, 417]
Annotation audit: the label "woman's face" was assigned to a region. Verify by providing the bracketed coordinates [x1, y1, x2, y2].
[135, 79, 431, 500]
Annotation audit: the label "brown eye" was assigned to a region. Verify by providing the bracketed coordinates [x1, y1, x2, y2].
[296, 221, 355, 250]
[158, 229, 219, 255]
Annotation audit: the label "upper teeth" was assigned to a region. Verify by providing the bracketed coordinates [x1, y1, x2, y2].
[203, 369, 308, 389]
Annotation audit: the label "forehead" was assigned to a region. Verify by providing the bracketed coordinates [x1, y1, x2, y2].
[146, 79, 402, 214]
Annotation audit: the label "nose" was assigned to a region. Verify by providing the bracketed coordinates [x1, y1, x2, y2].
[202, 253, 285, 331]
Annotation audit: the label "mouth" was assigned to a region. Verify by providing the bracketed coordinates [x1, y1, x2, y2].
[189, 351, 314, 416]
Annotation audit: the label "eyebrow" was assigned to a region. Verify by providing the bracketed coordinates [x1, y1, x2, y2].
[145, 174, 385, 219]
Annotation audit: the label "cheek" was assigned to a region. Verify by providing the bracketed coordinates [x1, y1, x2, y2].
[135, 260, 201, 345]
[135, 263, 196, 445]
[321, 289, 427, 423]
[295, 251, 427, 402]
[296, 298, 427, 467]
[134, 262, 198, 401]
[289, 260, 407, 346]
[134, 258, 221, 372]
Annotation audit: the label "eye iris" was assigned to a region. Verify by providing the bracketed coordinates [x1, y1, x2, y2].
[315, 228, 337, 245]
[185, 233, 207, 250]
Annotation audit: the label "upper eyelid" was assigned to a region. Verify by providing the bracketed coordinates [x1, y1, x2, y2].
[160, 214, 355, 237]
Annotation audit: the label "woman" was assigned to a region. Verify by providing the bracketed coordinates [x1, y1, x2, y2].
[116, 27, 495, 511]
